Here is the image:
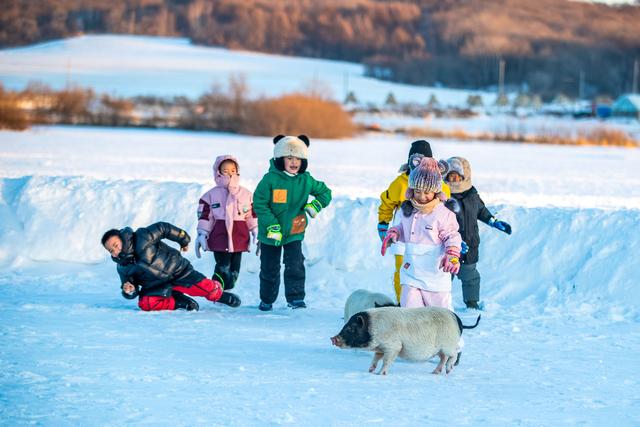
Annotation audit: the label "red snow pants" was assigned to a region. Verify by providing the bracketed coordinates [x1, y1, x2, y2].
[138, 278, 223, 311]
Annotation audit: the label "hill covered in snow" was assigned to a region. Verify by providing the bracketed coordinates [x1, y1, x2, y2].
[0, 35, 496, 106]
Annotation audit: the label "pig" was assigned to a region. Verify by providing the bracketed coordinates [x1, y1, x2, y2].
[331, 306, 480, 375]
[343, 289, 397, 324]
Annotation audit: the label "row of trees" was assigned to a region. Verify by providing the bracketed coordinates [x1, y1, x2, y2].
[2, 0, 639, 99]
[0, 79, 356, 138]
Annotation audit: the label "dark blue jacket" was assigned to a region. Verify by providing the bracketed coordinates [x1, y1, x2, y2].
[450, 187, 493, 264]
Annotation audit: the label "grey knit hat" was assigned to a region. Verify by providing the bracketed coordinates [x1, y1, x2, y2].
[408, 157, 442, 193]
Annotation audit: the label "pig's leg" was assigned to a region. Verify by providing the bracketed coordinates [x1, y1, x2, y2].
[379, 349, 400, 375]
[369, 352, 383, 373]
[445, 353, 456, 374]
[432, 351, 446, 374]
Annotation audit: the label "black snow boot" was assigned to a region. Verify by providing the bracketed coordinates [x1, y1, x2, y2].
[217, 291, 241, 308]
[259, 301, 273, 311]
[465, 301, 480, 309]
[287, 300, 306, 309]
[173, 292, 199, 311]
[454, 352, 462, 366]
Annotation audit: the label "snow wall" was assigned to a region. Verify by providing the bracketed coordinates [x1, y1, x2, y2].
[1, 175, 638, 320]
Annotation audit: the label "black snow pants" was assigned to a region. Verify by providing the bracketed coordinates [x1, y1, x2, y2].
[259, 240, 305, 304]
[456, 263, 481, 303]
[213, 251, 242, 290]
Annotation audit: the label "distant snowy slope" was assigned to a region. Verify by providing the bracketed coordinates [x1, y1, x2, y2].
[0, 35, 494, 106]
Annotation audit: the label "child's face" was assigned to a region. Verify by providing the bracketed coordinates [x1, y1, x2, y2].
[219, 160, 238, 177]
[413, 189, 436, 204]
[283, 156, 302, 174]
[446, 171, 463, 182]
[104, 235, 123, 258]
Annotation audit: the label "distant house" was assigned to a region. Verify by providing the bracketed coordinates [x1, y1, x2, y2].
[612, 94, 640, 120]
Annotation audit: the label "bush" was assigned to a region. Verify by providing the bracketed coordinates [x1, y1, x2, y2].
[241, 94, 356, 138]
[0, 85, 30, 130]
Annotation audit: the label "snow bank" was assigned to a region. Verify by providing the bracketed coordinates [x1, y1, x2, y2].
[2, 175, 638, 320]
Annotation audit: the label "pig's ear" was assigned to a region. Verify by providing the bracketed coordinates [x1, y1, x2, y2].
[356, 314, 365, 328]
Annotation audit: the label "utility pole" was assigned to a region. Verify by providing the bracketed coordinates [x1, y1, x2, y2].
[66, 58, 71, 88]
[343, 71, 349, 101]
[578, 70, 585, 99]
[633, 58, 639, 94]
[498, 58, 505, 96]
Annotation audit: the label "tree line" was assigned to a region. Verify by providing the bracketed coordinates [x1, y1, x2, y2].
[2, 0, 639, 98]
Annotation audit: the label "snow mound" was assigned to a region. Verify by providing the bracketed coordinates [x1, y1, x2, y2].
[2, 175, 638, 320]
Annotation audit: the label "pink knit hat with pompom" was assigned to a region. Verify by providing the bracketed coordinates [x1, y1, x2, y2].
[408, 157, 442, 193]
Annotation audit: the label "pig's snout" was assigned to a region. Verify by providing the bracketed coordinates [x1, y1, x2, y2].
[331, 335, 343, 346]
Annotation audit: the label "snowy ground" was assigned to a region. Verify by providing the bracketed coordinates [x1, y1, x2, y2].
[1, 125, 640, 426]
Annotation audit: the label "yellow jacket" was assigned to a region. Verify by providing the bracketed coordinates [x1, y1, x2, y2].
[378, 173, 451, 224]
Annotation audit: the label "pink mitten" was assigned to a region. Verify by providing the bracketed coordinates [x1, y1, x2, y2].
[381, 228, 399, 256]
[440, 248, 461, 274]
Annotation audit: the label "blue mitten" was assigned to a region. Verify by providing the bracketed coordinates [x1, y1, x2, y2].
[489, 217, 512, 235]
[461, 241, 469, 255]
[377, 222, 388, 242]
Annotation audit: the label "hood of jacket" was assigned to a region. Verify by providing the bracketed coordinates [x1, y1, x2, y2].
[446, 156, 473, 194]
[213, 155, 240, 190]
[113, 227, 136, 265]
[268, 158, 308, 178]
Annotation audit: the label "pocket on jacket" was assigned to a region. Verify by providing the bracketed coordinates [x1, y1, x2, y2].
[404, 244, 442, 277]
[290, 214, 307, 235]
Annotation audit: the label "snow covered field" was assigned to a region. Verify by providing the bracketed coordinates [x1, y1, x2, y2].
[1, 125, 640, 426]
[0, 35, 494, 106]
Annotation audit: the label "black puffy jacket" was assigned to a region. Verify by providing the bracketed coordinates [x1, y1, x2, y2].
[450, 187, 494, 265]
[113, 222, 197, 298]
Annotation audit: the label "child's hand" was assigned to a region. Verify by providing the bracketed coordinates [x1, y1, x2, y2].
[266, 225, 283, 246]
[377, 222, 388, 242]
[122, 282, 136, 295]
[440, 248, 461, 274]
[195, 231, 208, 258]
[381, 229, 399, 256]
[304, 200, 322, 218]
[489, 217, 512, 235]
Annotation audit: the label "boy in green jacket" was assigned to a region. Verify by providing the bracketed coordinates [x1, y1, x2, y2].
[253, 135, 332, 311]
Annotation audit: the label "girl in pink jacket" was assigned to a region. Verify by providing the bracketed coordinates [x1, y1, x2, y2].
[195, 155, 258, 293]
[381, 157, 462, 311]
